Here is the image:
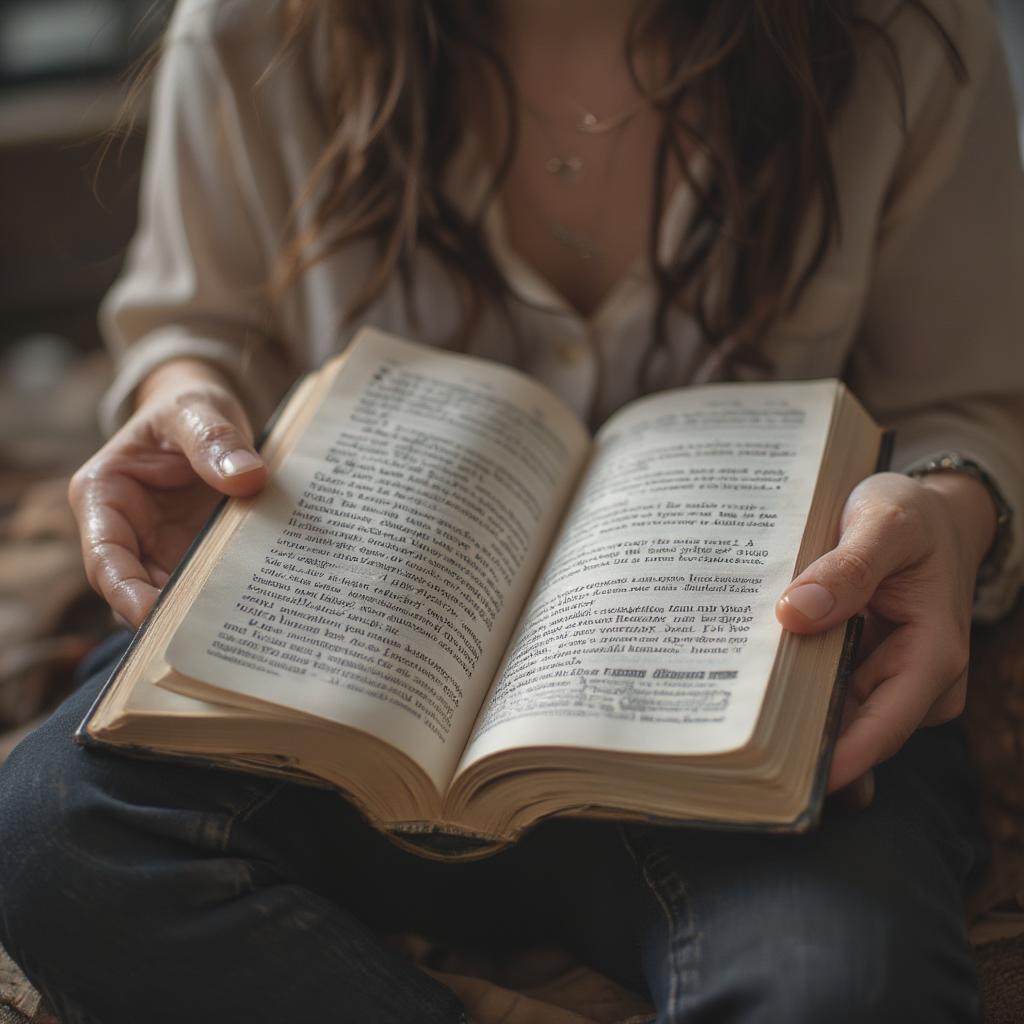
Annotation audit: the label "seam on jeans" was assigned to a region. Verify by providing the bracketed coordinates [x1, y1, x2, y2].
[643, 855, 684, 1024]
[220, 779, 288, 853]
[621, 828, 700, 1024]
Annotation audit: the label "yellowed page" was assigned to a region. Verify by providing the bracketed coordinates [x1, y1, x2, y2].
[165, 330, 589, 791]
[461, 380, 840, 767]
[122, 656, 276, 718]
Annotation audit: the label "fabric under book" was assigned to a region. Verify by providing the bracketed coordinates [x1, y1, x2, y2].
[78, 328, 885, 858]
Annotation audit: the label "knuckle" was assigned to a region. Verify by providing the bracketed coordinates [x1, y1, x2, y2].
[924, 688, 966, 726]
[83, 539, 111, 574]
[877, 720, 914, 762]
[67, 469, 86, 505]
[829, 547, 873, 591]
[174, 385, 245, 426]
[861, 707, 913, 762]
[866, 498, 917, 537]
[68, 459, 100, 499]
[192, 420, 239, 454]
[936, 631, 970, 681]
[80, 551, 105, 599]
[947, 641, 970, 680]
[944, 689, 967, 719]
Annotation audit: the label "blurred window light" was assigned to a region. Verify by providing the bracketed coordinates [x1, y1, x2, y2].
[0, 1, 121, 75]
[0, 0, 166, 86]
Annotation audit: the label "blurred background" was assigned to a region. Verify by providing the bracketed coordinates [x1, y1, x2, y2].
[0, 0, 1022, 751]
[0, 0, 170, 754]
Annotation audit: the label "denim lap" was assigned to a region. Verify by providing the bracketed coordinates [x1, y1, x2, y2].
[0, 645, 467, 1024]
[619, 720, 988, 1023]
[0, 635, 989, 1023]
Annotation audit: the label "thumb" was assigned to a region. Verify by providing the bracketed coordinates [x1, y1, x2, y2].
[775, 500, 914, 635]
[168, 395, 268, 497]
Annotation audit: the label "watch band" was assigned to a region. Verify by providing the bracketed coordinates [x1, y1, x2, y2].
[906, 452, 1014, 585]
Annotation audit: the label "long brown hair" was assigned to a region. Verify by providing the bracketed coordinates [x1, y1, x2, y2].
[274, 0, 964, 383]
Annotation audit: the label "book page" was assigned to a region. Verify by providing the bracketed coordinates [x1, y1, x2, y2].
[166, 332, 589, 790]
[461, 380, 840, 766]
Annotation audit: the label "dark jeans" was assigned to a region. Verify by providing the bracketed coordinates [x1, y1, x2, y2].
[0, 634, 989, 1023]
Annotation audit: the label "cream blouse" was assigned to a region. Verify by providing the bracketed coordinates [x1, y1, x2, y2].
[100, 0, 1024, 620]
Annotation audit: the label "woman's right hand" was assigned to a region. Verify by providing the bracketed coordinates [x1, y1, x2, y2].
[69, 359, 268, 628]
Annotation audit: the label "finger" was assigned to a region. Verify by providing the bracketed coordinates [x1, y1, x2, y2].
[70, 471, 162, 626]
[920, 669, 968, 726]
[847, 624, 919, 706]
[164, 397, 267, 497]
[832, 770, 875, 810]
[91, 541, 162, 629]
[83, 528, 161, 628]
[826, 693, 872, 804]
[852, 610, 895, 668]
[143, 559, 172, 590]
[776, 494, 922, 635]
[848, 621, 967, 710]
[827, 670, 938, 791]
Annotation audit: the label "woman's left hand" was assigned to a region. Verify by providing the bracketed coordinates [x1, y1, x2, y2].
[775, 470, 996, 794]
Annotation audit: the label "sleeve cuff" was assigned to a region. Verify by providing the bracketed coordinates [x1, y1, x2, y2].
[891, 428, 1023, 623]
[99, 327, 293, 437]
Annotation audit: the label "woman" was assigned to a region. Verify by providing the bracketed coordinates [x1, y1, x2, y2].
[1, 1, 1021, 1021]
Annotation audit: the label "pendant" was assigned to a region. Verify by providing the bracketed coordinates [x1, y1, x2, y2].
[549, 221, 601, 261]
[544, 155, 584, 183]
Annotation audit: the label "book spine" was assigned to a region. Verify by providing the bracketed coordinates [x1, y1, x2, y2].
[788, 613, 863, 833]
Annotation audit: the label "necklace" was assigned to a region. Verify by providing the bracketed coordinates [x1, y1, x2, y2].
[519, 92, 648, 184]
[512, 89, 650, 261]
[570, 98, 646, 135]
[534, 109, 634, 262]
[521, 92, 648, 139]
[548, 221, 602, 261]
[544, 154, 584, 183]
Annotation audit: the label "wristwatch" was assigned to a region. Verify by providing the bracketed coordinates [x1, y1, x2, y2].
[906, 452, 1014, 584]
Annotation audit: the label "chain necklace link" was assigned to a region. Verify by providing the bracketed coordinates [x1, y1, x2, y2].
[517, 91, 649, 259]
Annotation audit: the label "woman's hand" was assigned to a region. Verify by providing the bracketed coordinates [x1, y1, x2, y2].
[69, 359, 268, 629]
[775, 471, 996, 794]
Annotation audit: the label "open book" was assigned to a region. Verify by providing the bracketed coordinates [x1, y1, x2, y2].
[78, 328, 885, 858]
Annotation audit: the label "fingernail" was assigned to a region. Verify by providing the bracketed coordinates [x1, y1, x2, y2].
[220, 450, 263, 476]
[782, 583, 835, 621]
